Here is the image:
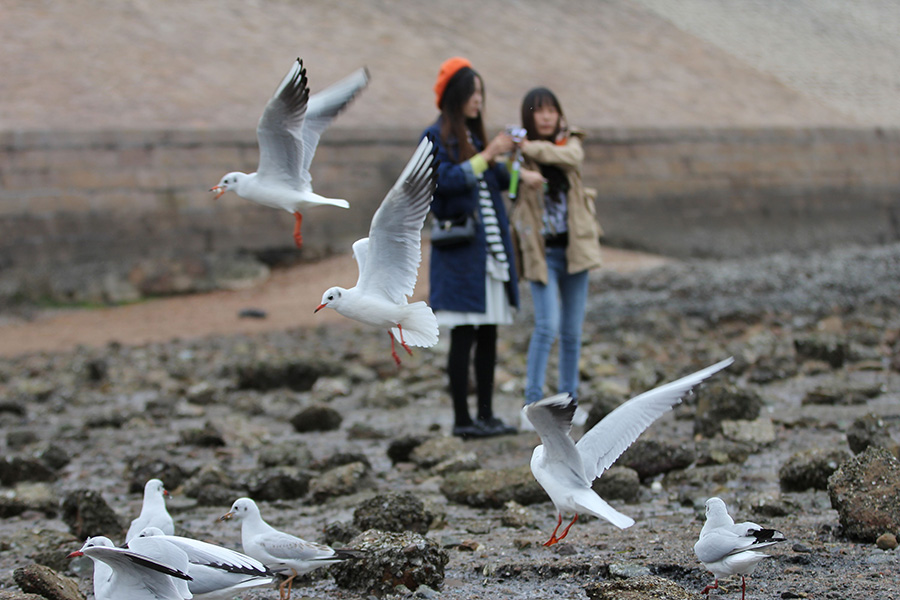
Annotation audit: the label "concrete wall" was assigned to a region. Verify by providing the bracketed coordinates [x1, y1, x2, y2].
[1, 126, 898, 303]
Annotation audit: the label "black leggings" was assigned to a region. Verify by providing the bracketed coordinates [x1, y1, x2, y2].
[448, 324, 497, 426]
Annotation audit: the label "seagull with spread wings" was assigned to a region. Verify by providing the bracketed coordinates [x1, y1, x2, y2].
[210, 58, 369, 247]
[525, 357, 734, 546]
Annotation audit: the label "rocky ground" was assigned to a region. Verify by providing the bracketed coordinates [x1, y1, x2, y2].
[1, 242, 900, 600]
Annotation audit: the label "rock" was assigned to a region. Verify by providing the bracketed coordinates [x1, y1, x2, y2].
[231, 358, 339, 392]
[875, 532, 898, 550]
[721, 418, 776, 445]
[246, 467, 312, 501]
[585, 574, 694, 599]
[354, 492, 433, 534]
[345, 422, 388, 440]
[802, 381, 884, 405]
[308, 462, 371, 504]
[387, 434, 431, 464]
[185, 381, 217, 405]
[608, 562, 651, 579]
[619, 440, 695, 480]
[182, 464, 244, 506]
[60, 489, 123, 540]
[330, 529, 449, 596]
[583, 391, 626, 431]
[36, 444, 71, 471]
[311, 451, 372, 472]
[501, 500, 536, 529]
[0, 591, 45, 600]
[7, 429, 39, 449]
[693, 382, 764, 438]
[125, 455, 190, 493]
[592, 467, 642, 503]
[179, 420, 226, 447]
[432, 451, 479, 475]
[780, 448, 850, 491]
[0, 456, 56, 486]
[321, 520, 362, 546]
[827, 446, 900, 542]
[290, 404, 343, 432]
[440, 465, 547, 508]
[7, 482, 60, 517]
[409, 436, 466, 469]
[13, 564, 84, 600]
[847, 414, 900, 457]
[694, 439, 753, 466]
[7, 529, 80, 573]
[257, 441, 315, 469]
[793, 333, 847, 368]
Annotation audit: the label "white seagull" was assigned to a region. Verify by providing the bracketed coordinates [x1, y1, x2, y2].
[219, 497, 361, 600]
[134, 527, 275, 600]
[694, 497, 786, 600]
[525, 357, 734, 546]
[315, 136, 439, 365]
[68, 536, 192, 600]
[126, 478, 175, 543]
[210, 58, 369, 248]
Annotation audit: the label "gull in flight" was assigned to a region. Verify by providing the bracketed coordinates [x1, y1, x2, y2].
[133, 527, 275, 600]
[694, 497, 786, 600]
[219, 497, 361, 600]
[525, 357, 734, 546]
[315, 136, 439, 365]
[68, 536, 192, 600]
[210, 58, 369, 248]
[126, 478, 175, 543]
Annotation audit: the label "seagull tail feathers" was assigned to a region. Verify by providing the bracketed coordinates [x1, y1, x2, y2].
[392, 302, 438, 348]
[575, 489, 635, 530]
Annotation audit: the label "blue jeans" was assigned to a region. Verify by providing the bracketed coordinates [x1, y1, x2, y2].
[525, 246, 589, 405]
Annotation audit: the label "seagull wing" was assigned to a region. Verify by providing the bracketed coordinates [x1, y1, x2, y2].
[257, 530, 336, 565]
[84, 545, 192, 600]
[255, 58, 310, 189]
[525, 393, 589, 486]
[154, 535, 271, 576]
[576, 358, 734, 481]
[300, 67, 369, 183]
[355, 136, 437, 303]
[351, 238, 369, 285]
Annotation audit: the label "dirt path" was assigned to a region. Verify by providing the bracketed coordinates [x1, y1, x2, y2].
[1, 248, 671, 358]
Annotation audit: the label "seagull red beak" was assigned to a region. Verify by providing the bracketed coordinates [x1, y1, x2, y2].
[314, 303, 326, 313]
[210, 185, 226, 200]
[67, 551, 84, 558]
[218, 511, 234, 522]
[163, 489, 170, 497]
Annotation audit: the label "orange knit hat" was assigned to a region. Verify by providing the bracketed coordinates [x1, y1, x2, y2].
[434, 56, 472, 109]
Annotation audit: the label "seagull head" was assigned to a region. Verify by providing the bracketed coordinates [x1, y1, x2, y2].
[219, 497, 259, 523]
[210, 172, 245, 199]
[315, 287, 344, 313]
[68, 536, 115, 558]
[145, 478, 169, 500]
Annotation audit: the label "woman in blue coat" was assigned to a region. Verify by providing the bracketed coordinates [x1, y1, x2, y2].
[422, 57, 519, 438]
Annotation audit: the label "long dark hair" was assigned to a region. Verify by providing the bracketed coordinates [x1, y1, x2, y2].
[521, 87, 565, 142]
[439, 67, 486, 162]
[521, 87, 569, 199]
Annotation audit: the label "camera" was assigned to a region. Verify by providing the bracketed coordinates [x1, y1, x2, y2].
[506, 126, 527, 143]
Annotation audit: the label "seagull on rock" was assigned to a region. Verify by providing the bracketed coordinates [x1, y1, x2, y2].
[315, 136, 439, 365]
[694, 497, 786, 600]
[133, 526, 275, 600]
[68, 536, 192, 600]
[219, 497, 361, 600]
[210, 58, 369, 248]
[126, 478, 175, 543]
[525, 357, 734, 546]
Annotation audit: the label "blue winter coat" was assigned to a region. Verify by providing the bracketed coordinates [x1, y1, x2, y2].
[421, 119, 520, 313]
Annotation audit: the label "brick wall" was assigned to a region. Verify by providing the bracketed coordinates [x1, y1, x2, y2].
[1, 127, 898, 303]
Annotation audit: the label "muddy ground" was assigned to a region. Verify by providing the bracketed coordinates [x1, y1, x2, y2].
[1, 242, 899, 599]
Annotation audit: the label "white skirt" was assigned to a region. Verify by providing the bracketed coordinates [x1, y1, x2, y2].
[435, 261, 514, 328]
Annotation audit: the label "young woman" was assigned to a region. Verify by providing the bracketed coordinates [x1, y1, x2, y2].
[422, 57, 519, 438]
[511, 87, 603, 412]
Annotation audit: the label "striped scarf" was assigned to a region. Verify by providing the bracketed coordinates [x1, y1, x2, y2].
[478, 178, 509, 269]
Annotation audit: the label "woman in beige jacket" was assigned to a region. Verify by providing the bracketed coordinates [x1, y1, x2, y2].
[510, 87, 603, 410]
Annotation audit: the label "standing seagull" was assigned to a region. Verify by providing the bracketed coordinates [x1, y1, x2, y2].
[219, 497, 360, 600]
[315, 136, 439, 365]
[210, 58, 369, 248]
[694, 497, 786, 600]
[525, 357, 734, 546]
[126, 478, 175, 543]
[67, 536, 192, 600]
[134, 527, 275, 600]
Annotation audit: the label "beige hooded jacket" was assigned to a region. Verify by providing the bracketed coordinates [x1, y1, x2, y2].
[510, 130, 603, 284]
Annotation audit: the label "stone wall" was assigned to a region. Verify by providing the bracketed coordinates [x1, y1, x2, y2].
[1, 126, 898, 303]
